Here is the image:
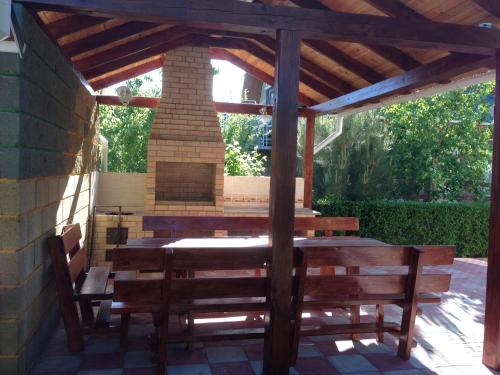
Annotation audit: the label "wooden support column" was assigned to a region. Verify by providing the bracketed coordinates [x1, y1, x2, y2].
[265, 29, 301, 374]
[303, 113, 315, 209]
[483, 50, 500, 370]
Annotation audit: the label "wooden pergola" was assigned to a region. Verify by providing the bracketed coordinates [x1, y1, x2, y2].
[15, 0, 500, 372]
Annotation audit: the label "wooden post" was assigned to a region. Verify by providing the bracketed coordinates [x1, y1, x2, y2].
[483, 50, 500, 370]
[264, 29, 301, 374]
[303, 113, 315, 209]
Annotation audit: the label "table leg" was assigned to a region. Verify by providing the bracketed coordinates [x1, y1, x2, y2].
[346, 266, 361, 341]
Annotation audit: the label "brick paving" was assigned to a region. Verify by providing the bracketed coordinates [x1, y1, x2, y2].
[30, 258, 499, 375]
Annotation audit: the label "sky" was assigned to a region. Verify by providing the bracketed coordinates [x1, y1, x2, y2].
[103, 59, 246, 103]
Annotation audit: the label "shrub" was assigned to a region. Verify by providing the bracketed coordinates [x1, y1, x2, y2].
[314, 198, 489, 258]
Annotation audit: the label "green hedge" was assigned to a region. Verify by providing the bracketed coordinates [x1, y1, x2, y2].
[313, 198, 489, 258]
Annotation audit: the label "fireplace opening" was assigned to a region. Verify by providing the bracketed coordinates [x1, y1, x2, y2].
[155, 161, 215, 203]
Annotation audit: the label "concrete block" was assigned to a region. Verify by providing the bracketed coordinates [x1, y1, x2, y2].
[0, 321, 19, 355]
[0, 216, 23, 250]
[0, 285, 23, 318]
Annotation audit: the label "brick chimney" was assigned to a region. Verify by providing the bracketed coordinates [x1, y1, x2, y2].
[145, 46, 225, 216]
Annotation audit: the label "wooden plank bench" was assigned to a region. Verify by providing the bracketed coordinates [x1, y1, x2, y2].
[111, 246, 305, 374]
[142, 215, 360, 238]
[47, 223, 115, 352]
[291, 244, 455, 363]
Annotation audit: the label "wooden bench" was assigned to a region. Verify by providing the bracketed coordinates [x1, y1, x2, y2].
[111, 246, 304, 374]
[291, 244, 455, 362]
[48, 223, 115, 352]
[143, 215, 359, 238]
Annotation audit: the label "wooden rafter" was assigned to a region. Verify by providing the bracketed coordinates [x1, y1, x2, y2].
[75, 26, 192, 72]
[473, 0, 500, 19]
[235, 39, 342, 98]
[45, 14, 108, 39]
[363, 0, 426, 20]
[18, 0, 500, 54]
[209, 47, 317, 106]
[90, 56, 164, 90]
[311, 53, 494, 113]
[285, 0, 420, 71]
[304, 39, 386, 84]
[253, 35, 356, 94]
[63, 21, 159, 57]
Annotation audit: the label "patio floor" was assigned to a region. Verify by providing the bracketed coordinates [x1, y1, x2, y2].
[30, 258, 499, 375]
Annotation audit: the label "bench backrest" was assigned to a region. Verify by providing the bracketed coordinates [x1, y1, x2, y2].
[143, 216, 359, 238]
[299, 245, 455, 299]
[112, 247, 166, 305]
[112, 246, 303, 306]
[47, 223, 86, 351]
[48, 224, 86, 291]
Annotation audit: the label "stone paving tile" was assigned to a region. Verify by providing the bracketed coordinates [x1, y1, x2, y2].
[328, 354, 379, 373]
[205, 346, 248, 364]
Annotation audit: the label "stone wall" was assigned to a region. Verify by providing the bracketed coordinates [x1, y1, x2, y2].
[0, 5, 99, 374]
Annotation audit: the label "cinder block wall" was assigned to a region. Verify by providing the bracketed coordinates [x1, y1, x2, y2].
[0, 5, 99, 374]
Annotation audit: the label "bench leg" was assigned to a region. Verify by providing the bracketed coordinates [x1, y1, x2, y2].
[120, 313, 130, 348]
[376, 304, 384, 343]
[347, 266, 361, 341]
[79, 297, 95, 323]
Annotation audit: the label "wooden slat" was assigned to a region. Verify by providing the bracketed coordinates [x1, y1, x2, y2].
[112, 248, 165, 272]
[170, 247, 271, 270]
[79, 267, 111, 297]
[142, 216, 360, 233]
[304, 274, 451, 296]
[303, 245, 455, 267]
[171, 277, 268, 300]
[45, 14, 108, 38]
[113, 279, 163, 304]
[68, 248, 86, 282]
[300, 322, 400, 336]
[64, 21, 159, 57]
[61, 224, 82, 254]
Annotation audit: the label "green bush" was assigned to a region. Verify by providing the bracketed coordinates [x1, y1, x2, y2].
[314, 198, 489, 258]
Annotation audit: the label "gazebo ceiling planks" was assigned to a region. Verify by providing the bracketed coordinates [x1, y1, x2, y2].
[18, 0, 500, 107]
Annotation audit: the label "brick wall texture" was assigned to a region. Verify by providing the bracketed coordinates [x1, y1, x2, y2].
[0, 5, 99, 374]
[145, 46, 225, 216]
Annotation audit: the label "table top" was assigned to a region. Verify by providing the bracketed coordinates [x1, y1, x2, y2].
[126, 236, 388, 248]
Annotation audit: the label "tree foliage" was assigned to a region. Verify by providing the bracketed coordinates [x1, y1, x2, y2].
[312, 82, 494, 201]
[381, 82, 494, 200]
[220, 113, 267, 176]
[98, 76, 160, 172]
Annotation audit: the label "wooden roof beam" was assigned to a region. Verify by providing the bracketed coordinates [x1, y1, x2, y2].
[95, 95, 312, 116]
[286, 0, 420, 71]
[45, 14, 109, 39]
[473, 0, 500, 19]
[311, 53, 494, 113]
[17, 0, 500, 55]
[363, 0, 427, 20]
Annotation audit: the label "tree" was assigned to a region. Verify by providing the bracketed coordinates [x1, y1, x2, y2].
[312, 112, 393, 200]
[382, 82, 494, 201]
[98, 75, 160, 172]
[220, 113, 268, 175]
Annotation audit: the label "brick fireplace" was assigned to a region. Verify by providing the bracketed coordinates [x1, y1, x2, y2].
[145, 46, 225, 216]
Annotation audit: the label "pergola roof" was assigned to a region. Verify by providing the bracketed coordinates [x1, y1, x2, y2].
[23, 0, 500, 110]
